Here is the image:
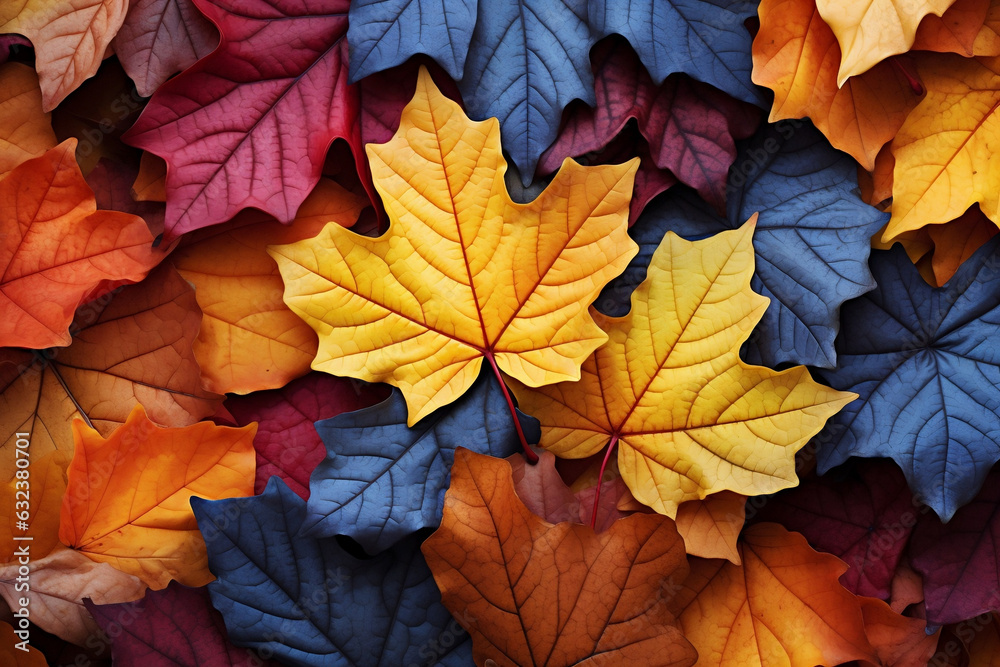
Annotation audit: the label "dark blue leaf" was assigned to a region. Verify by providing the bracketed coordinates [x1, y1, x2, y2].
[192, 478, 472, 667]
[460, 0, 594, 183]
[597, 121, 886, 369]
[304, 369, 539, 553]
[347, 0, 477, 82]
[588, 0, 766, 106]
[814, 237, 1000, 521]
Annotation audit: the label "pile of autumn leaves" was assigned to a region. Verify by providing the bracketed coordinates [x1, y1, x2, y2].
[3, 0, 1000, 665]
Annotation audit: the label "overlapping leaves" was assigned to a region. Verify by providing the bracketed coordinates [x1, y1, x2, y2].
[270, 68, 638, 425]
[513, 220, 855, 517]
[3, 0, 1000, 662]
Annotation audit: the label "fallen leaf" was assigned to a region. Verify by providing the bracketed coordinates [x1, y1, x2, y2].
[0, 0, 129, 110]
[588, 0, 765, 106]
[539, 38, 760, 212]
[0, 546, 146, 646]
[357, 57, 464, 147]
[132, 151, 166, 202]
[569, 455, 649, 530]
[752, 0, 922, 170]
[192, 477, 473, 666]
[113, 0, 218, 97]
[910, 465, 1000, 625]
[597, 122, 887, 369]
[515, 219, 855, 517]
[85, 158, 165, 238]
[123, 0, 369, 239]
[508, 449, 582, 524]
[814, 237, 1000, 520]
[927, 205, 999, 285]
[674, 523, 877, 666]
[455, 0, 594, 182]
[816, 0, 959, 83]
[884, 54, 1000, 242]
[752, 459, 918, 598]
[911, 0, 989, 54]
[675, 492, 745, 565]
[889, 560, 925, 614]
[346, 0, 475, 82]
[304, 370, 537, 553]
[544, 122, 677, 225]
[172, 178, 365, 394]
[0, 62, 56, 179]
[270, 68, 637, 425]
[859, 144, 895, 208]
[859, 596, 940, 666]
[59, 404, 256, 588]
[0, 452, 70, 563]
[0, 140, 162, 350]
[0, 263, 223, 475]
[422, 448, 697, 666]
[84, 582, 280, 666]
[971, 0, 1000, 55]
[224, 372, 388, 499]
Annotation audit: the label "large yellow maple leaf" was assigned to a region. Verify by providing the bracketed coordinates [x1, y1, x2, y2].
[510, 221, 856, 517]
[269, 68, 638, 425]
[885, 54, 1000, 241]
[817, 0, 959, 84]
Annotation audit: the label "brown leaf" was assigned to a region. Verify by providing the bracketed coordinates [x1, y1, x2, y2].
[0, 263, 223, 478]
[674, 523, 877, 666]
[423, 448, 697, 666]
[675, 492, 746, 565]
[0, 546, 146, 646]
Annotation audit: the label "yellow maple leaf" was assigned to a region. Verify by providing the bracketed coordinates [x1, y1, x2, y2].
[884, 54, 1000, 242]
[816, 0, 959, 84]
[510, 220, 856, 517]
[269, 68, 638, 426]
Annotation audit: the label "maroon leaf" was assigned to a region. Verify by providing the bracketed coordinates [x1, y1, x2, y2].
[751, 459, 918, 598]
[508, 449, 581, 524]
[224, 373, 389, 498]
[123, 0, 371, 240]
[358, 57, 463, 148]
[114, 0, 219, 97]
[579, 122, 677, 223]
[539, 37, 760, 213]
[86, 158, 166, 238]
[507, 449, 639, 531]
[84, 582, 280, 666]
[910, 465, 1000, 625]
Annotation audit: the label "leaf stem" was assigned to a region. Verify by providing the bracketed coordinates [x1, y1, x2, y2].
[484, 350, 538, 464]
[590, 434, 619, 530]
[891, 57, 924, 95]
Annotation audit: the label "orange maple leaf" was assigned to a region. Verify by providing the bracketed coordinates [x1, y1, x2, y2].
[59, 404, 256, 588]
[423, 448, 697, 667]
[0, 140, 163, 350]
[0, 263, 222, 476]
